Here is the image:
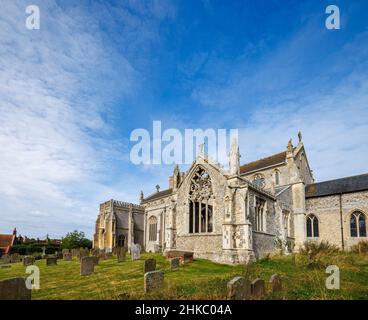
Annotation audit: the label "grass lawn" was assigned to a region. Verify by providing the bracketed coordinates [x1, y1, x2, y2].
[0, 252, 367, 300]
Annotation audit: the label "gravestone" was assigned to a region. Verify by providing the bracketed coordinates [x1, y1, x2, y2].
[0, 278, 31, 300]
[62, 249, 70, 254]
[46, 257, 57, 266]
[131, 243, 141, 261]
[144, 270, 164, 293]
[227, 276, 251, 300]
[144, 258, 156, 273]
[105, 252, 113, 260]
[71, 248, 79, 258]
[41, 246, 46, 258]
[80, 257, 94, 276]
[56, 252, 63, 259]
[251, 278, 265, 298]
[91, 256, 99, 266]
[170, 258, 180, 270]
[11, 253, 21, 263]
[63, 253, 72, 261]
[23, 256, 35, 266]
[269, 274, 282, 293]
[117, 248, 127, 263]
[183, 252, 193, 264]
[0, 254, 11, 264]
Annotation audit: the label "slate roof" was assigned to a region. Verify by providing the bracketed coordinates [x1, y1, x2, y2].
[305, 174, 368, 198]
[141, 188, 173, 203]
[240, 151, 287, 175]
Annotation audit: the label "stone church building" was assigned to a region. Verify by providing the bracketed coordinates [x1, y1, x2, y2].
[93, 134, 368, 264]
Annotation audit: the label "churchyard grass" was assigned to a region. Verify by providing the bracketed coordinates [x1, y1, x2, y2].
[0, 252, 367, 299]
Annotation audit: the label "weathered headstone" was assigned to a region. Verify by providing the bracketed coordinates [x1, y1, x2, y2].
[80, 257, 94, 276]
[251, 278, 265, 298]
[105, 252, 113, 260]
[0, 254, 11, 264]
[144, 258, 156, 273]
[131, 243, 141, 261]
[99, 251, 106, 260]
[117, 248, 127, 263]
[10, 253, 21, 263]
[23, 256, 35, 266]
[0, 278, 31, 300]
[62, 249, 70, 254]
[46, 257, 57, 266]
[63, 253, 72, 261]
[170, 258, 180, 270]
[269, 274, 282, 293]
[56, 252, 63, 259]
[144, 270, 164, 293]
[227, 276, 251, 300]
[71, 248, 79, 258]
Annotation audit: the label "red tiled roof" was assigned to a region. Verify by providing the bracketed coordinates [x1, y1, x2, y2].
[240, 151, 287, 175]
[0, 234, 15, 254]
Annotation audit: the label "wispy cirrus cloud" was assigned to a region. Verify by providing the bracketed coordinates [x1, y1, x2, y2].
[0, 0, 175, 238]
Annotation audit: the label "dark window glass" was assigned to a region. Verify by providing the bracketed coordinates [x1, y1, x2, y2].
[189, 201, 193, 234]
[306, 217, 312, 237]
[351, 214, 358, 237]
[359, 213, 366, 237]
[208, 205, 213, 232]
[313, 216, 319, 237]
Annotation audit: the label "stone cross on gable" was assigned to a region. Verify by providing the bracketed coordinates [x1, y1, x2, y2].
[155, 184, 160, 192]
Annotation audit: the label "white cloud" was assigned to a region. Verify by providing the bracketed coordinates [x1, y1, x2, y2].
[0, 1, 173, 238]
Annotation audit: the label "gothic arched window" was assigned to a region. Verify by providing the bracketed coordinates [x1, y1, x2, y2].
[306, 214, 319, 238]
[255, 197, 266, 231]
[188, 167, 213, 233]
[148, 216, 158, 241]
[117, 234, 125, 247]
[253, 174, 265, 189]
[350, 211, 367, 237]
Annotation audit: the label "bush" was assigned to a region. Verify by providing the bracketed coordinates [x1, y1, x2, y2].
[299, 241, 339, 269]
[351, 241, 368, 254]
[61, 230, 92, 250]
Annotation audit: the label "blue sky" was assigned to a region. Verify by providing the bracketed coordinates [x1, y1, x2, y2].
[0, 0, 367, 238]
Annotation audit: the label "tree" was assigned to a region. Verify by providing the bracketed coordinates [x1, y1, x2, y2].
[61, 230, 92, 249]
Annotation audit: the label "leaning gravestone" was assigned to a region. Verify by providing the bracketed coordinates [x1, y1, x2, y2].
[80, 257, 94, 276]
[117, 248, 127, 263]
[144, 270, 164, 293]
[46, 257, 57, 266]
[144, 258, 156, 273]
[0, 278, 31, 300]
[131, 243, 141, 261]
[269, 274, 282, 293]
[170, 258, 180, 270]
[227, 276, 251, 300]
[23, 256, 35, 266]
[63, 253, 72, 261]
[251, 278, 265, 298]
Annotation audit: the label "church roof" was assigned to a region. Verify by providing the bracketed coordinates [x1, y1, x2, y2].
[305, 173, 368, 198]
[240, 151, 287, 175]
[141, 188, 173, 203]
